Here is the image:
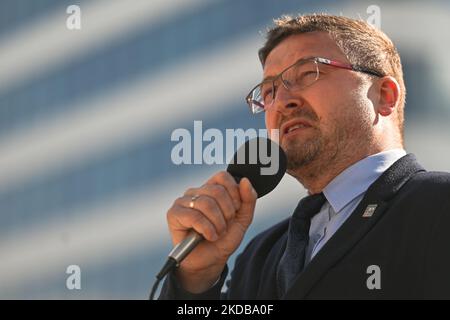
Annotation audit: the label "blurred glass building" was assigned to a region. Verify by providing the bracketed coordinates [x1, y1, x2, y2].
[0, 0, 449, 299]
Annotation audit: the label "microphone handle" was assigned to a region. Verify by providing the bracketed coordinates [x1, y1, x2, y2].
[150, 230, 206, 299]
[168, 230, 204, 265]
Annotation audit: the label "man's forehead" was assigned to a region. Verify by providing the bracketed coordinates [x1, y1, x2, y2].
[263, 32, 346, 77]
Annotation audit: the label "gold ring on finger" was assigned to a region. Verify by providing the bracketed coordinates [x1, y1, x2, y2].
[189, 195, 200, 209]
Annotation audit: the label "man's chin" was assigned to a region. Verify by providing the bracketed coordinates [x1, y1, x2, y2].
[283, 139, 322, 171]
[286, 153, 317, 170]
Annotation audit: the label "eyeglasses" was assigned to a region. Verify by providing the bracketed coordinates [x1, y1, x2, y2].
[245, 56, 384, 114]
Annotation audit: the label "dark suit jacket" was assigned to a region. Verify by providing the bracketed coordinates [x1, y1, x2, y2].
[159, 154, 450, 299]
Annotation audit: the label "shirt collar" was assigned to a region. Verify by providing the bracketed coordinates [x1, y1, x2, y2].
[323, 149, 407, 213]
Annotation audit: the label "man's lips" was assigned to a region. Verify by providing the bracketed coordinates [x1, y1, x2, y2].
[280, 119, 313, 139]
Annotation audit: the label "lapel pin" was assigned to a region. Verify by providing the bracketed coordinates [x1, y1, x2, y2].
[362, 204, 378, 218]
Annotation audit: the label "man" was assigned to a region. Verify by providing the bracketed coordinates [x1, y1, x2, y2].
[159, 14, 450, 299]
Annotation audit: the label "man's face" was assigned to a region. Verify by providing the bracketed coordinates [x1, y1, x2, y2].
[263, 32, 376, 173]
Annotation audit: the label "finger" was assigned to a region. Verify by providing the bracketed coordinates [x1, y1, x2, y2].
[178, 195, 227, 236]
[168, 204, 219, 242]
[184, 185, 236, 221]
[235, 177, 257, 228]
[206, 171, 241, 211]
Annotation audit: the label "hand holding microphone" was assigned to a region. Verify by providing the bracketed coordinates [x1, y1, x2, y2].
[151, 137, 287, 298]
[167, 172, 257, 293]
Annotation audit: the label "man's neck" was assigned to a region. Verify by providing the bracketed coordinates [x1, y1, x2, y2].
[290, 144, 403, 194]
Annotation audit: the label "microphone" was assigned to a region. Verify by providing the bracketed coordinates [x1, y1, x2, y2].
[150, 137, 287, 299]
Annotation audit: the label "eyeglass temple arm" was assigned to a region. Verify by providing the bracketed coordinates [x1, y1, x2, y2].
[316, 57, 383, 77]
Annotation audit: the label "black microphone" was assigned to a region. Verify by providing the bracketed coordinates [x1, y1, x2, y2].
[150, 137, 287, 299]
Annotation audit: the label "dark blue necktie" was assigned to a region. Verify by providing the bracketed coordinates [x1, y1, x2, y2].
[277, 192, 326, 297]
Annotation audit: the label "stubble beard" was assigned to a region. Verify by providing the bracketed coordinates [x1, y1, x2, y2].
[283, 127, 325, 171]
[283, 111, 374, 176]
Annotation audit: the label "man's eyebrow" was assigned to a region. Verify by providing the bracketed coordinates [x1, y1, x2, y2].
[262, 74, 277, 82]
[261, 55, 317, 82]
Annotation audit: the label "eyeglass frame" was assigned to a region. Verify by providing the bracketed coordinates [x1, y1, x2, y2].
[245, 56, 384, 114]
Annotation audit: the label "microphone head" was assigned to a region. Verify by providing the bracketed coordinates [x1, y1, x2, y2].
[227, 137, 287, 198]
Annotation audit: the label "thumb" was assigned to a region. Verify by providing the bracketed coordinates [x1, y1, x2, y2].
[235, 177, 257, 228]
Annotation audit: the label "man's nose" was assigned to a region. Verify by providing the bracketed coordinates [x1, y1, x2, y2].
[269, 85, 303, 114]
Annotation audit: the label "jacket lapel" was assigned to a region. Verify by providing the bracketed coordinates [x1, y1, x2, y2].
[282, 154, 425, 299]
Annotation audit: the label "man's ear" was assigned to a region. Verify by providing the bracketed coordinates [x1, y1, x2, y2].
[377, 76, 400, 117]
